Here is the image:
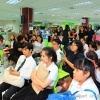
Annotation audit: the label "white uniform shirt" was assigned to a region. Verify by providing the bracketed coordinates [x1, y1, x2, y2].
[33, 41, 45, 52]
[95, 49, 100, 59]
[56, 49, 62, 65]
[69, 77, 99, 100]
[15, 55, 36, 80]
[36, 62, 58, 86]
[95, 69, 100, 83]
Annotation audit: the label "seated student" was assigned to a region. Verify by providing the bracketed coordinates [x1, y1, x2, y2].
[10, 35, 25, 64]
[0, 42, 36, 100]
[86, 50, 100, 93]
[62, 40, 85, 78]
[11, 47, 58, 100]
[52, 39, 63, 65]
[95, 41, 100, 59]
[80, 38, 88, 55]
[69, 58, 99, 100]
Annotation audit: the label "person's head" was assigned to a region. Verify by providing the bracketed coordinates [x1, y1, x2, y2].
[10, 34, 15, 41]
[24, 33, 30, 39]
[88, 41, 97, 51]
[57, 26, 60, 30]
[65, 25, 70, 31]
[44, 28, 47, 31]
[0, 35, 4, 42]
[60, 27, 63, 31]
[37, 35, 43, 43]
[17, 35, 25, 43]
[98, 59, 100, 69]
[53, 35, 59, 39]
[41, 47, 57, 64]
[88, 24, 92, 30]
[22, 43, 33, 58]
[72, 29, 76, 33]
[19, 31, 23, 35]
[95, 40, 100, 49]
[52, 39, 61, 51]
[86, 50, 98, 65]
[70, 40, 84, 53]
[80, 26, 84, 32]
[84, 26, 88, 31]
[80, 38, 86, 45]
[73, 58, 94, 84]
[32, 34, 36, 41]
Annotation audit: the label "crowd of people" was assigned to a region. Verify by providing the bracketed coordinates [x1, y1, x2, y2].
[0, 24, 99, 100]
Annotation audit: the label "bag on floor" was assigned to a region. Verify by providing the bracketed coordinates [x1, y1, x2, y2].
[2, 66, 25, 88]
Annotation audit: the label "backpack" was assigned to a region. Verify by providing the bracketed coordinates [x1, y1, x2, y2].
[46, 89, 97, 100]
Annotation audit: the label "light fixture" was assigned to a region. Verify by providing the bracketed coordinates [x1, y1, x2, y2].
[94, 10, 100, 12]
[74, 1, 93, 6]
[6, 0, 22, 4]
[34, 12, 40, 14]
[48, 7, 61, 11]
[70, 12, 79, 14]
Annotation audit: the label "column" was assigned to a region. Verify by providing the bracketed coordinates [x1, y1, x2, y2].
[22, 7, 33, 34]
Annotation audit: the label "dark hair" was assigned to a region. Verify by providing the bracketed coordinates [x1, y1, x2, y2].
[53, 35, 59, 39]
[86, 51, 98, 64]
[74, 58, 95, 77]
[17, 35, 24, 42]
[95, 40, 100, 46]
[98, 59, 100, 68]
[53, 39, 61, 45]
[24, 33, 30, 39]
[42, 47, 57, 64]
[80, 37, 86, 42]
[72, 28, 76, 32]
[71, 40, 84, 53]
[22, 42, 33, 51]
[0, 35, 4, 42]
[88, 41, 97, 50]
[65, 25, 70, 31]
[37, 35, 43, 43]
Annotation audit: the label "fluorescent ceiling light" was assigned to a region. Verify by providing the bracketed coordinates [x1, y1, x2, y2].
[70, 12, 79, 14]
[74, 1, 93, 6]
[34, 12, 40, 14]
[94, 10, 100, 12]
[6, 0, 22, 4]
[48, 8, 61, 11]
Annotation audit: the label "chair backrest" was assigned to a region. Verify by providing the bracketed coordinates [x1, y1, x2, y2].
[6, 40, 11, 46]
[43, 41, 48, 46]
[0, 50, 4, 61]
[58, 61, 63, 69]
[47, 42, 52, 47]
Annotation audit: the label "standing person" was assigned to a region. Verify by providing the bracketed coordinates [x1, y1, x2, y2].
[61, 40, 85, 78]
[11, 47, 58, 100]
[70, 28, 77, 41]
[33, 27, 38, 35]
[87, 24, 95, 44]
[0, 43, 36, 100]
[62, 25, 74, 50]
[54, 26, 61, 36]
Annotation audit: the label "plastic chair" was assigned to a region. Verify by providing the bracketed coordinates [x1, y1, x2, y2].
[47, 42, 52, 47]
[58, 61, 63, 69]
[43, 39, 48, 42]
[53, 69, 69, 93]
[61, 44, 64, 50]
[6, 40, 11, 46]
[0, 50, 4, 62]
[43, 41, 48, 46]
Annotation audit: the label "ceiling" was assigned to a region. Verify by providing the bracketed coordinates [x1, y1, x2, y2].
[0, 0, 100, 23]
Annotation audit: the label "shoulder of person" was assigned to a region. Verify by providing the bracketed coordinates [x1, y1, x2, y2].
[76, 53, 85, 58]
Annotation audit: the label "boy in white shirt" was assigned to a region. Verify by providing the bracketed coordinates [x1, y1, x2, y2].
[69, 58, 99, 100]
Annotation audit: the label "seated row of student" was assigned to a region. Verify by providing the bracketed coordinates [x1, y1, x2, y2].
[0, 43, 36, 100]
[9, 35, 26, 64]
[69, 58, 99, 100]
[61, 40, 85, 78]
[11, 47, 58, 100]
[86, 50, 100, 93]
[32, 35, 45, 58]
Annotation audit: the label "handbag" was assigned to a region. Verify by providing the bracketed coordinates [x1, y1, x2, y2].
[2, 66, 25, 88]
[32, 62, 50, 94]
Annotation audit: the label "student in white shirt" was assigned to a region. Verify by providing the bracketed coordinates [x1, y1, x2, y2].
[11, 47, 58, 100]
[80, 38, 88, 55]
[69, 58, 99, 100]
[86, 50, 100, 93]
[52, 39, 63, 65]
[95, 41, 100, 59]
[0, 42, 36, 100]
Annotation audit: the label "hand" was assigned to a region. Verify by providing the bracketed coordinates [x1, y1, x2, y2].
[61, 56, 67, 62]
[10, 70, 20, 76]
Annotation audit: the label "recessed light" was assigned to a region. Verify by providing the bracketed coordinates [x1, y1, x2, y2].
[74, 1, 93, 6]
[6, 0, 22, 4]
[70, 12, 79, 14]
[51, 15, 55, 16]
[34, 12, 40, 14]
[48, 8, 61, 11]
[94, 10, 100, 12]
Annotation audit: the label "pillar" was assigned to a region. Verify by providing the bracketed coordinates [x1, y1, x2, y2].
[81, 17, 89, 27]
[22, 7, 33, 34]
